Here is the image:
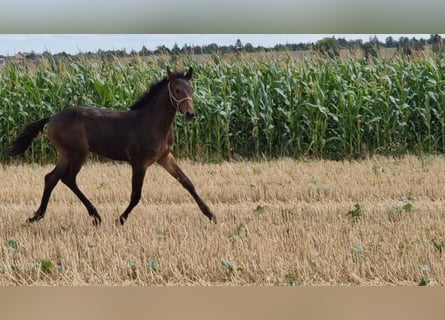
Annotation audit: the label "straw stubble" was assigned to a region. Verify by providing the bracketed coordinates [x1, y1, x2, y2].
[1, 156, 445, 285]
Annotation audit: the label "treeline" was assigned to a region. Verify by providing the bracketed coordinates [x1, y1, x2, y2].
[47, 34, 444, 60]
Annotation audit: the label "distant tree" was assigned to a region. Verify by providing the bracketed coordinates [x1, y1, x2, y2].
[410, 37, 425, 52]
[203, 43, 219, 54]
[140, 45, 150, 56]
[155, 45, 170, 55]
[181, 44, 192, 55]
[171, 43, 181, 55]
[224, 45, 235, 54]
[244, 43, 255, 53]
[363, 36, 381, 60]
[396, 36, 425, 57]
[348, 39, 363, 48]
[113, 49, 127, 58]
[337, 37, 349, 48]
[398, 37, 410, 51]
[273, 44, 287, 52]
[429, 34, 441, 44]
[385, 36, 396, 48]
[313, 37, 340, 58]
[429, 34, 444, 55]
[193, 45, 202, 55]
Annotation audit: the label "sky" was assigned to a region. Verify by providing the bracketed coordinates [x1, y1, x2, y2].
[0, 34, 437, 56]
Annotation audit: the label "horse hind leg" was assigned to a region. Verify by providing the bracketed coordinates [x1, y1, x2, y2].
[61, 155, 102, 226]
[29, 160, 67, 223]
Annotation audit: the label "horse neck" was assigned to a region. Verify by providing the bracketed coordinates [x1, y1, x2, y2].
[140, 87, 176, 135]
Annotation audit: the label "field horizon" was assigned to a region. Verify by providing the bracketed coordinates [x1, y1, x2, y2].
[1, 156, 445, 285]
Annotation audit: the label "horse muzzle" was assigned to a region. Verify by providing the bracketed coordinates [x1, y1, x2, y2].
[178, 99, 196, 121]
[184, 110, 196, 121]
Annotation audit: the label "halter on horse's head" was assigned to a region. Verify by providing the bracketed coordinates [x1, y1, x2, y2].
[167, 67, 195, 121]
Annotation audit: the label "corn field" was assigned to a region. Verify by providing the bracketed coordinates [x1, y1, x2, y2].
[1, 53, 445, 162]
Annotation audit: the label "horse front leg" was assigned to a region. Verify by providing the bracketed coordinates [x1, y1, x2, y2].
[117, 164, 147, 225]
[157, 153, 217, 223]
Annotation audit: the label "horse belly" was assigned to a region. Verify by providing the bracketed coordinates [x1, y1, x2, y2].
[85, 119, 132, 161]
[88, 133, 130, 161]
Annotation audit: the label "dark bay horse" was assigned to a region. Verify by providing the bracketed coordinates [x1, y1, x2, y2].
[8, 67, 217, 225]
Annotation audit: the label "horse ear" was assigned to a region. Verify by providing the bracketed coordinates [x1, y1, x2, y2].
[185, 67, 193, 80]
[167, 67, 175, 80]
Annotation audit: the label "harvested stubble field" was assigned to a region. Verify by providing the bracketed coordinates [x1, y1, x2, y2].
[1, 156, 445, 286]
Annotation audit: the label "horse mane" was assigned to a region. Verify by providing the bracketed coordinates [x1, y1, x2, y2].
[130, 71, 188, 111]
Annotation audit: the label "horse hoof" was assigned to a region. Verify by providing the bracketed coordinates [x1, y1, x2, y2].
[210, 215, 217, 224]
[116, 216, 126, 226]
[92, 217, 102, 226]
[27, 215, 42, 223]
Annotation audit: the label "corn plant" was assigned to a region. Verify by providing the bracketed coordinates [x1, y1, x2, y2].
[2, 52, 445, 162]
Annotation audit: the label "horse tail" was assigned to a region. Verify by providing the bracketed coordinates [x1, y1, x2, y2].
[8, 117, 51, 157]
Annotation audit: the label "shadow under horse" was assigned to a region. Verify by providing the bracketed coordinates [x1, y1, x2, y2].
[9, 67, 217, 225]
